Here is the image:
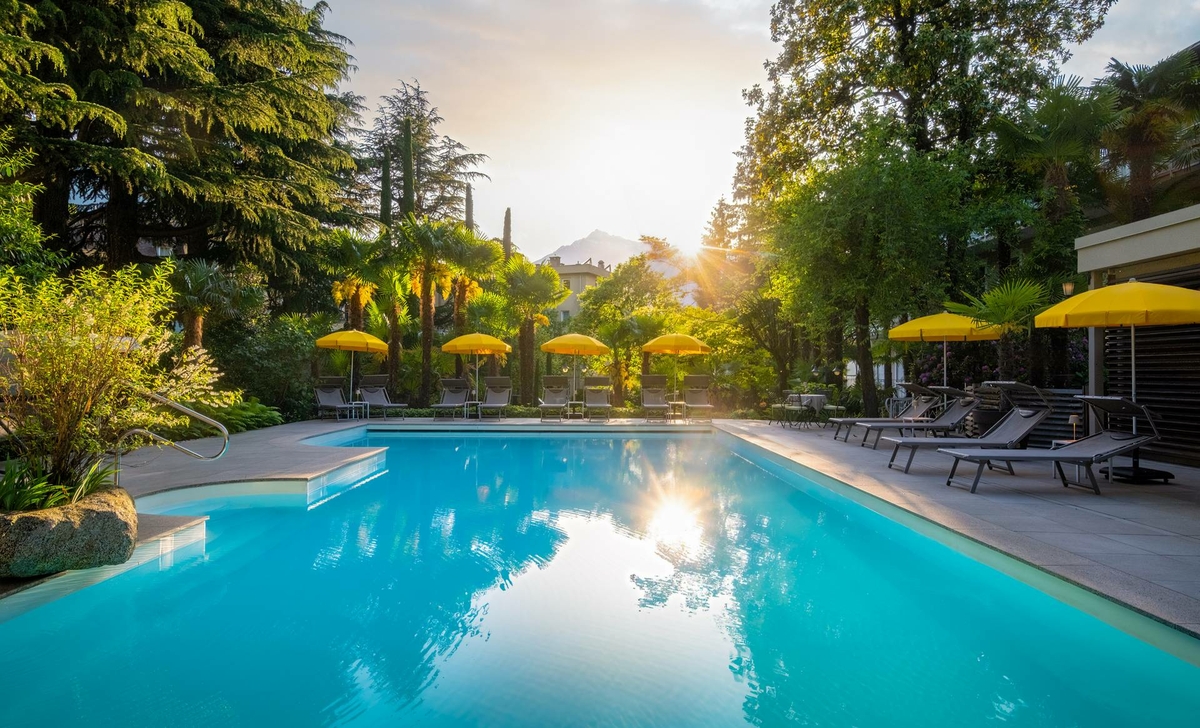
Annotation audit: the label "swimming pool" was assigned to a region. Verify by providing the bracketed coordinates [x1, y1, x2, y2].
[1, 431, 1198, 726]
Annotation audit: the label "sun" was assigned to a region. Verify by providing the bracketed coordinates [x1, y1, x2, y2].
[673, 237, 705, 258]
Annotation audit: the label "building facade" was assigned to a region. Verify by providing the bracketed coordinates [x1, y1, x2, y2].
[544, 256, 611, 321]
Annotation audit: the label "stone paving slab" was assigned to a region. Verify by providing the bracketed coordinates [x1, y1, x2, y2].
[716, 419, 1200, 636]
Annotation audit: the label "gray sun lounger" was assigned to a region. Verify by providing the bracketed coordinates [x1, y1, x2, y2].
[682, 375, 714, 422]
[883, 382, 1052, 473]
[584, 376, 613, 422]
[539, 376, 570, 422]
[359, 386, 408, 420]
[641, 374, 670, 421]
[431, 379, 470, 418]
[316, 386, 357, 420]
[830, 382, 941, 441]
[859, 387, 980, 449]
[940, 396, 1159, 494]
[479, 377, 512, 419]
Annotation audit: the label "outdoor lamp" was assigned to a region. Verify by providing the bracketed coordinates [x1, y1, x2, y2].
[1068, 413, 1081, 439]
[1062, 281, 1075, 297]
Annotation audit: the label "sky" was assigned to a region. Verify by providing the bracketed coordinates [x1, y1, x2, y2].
[325, 0, 1200, 260]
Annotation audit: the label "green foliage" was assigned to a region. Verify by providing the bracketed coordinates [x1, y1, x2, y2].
[0, 459, 115, 512]
[945, 279, 1050, 333]
[205, 312, 329, 422]
[0, 128, 64, 278]
[0, 264, 229, 490]
[159, 397, 283, 441]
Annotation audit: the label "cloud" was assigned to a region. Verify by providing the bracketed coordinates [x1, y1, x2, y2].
[1061, 0, 1200, 81]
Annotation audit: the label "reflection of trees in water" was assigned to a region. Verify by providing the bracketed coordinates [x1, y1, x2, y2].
[297, 435, 572, 715]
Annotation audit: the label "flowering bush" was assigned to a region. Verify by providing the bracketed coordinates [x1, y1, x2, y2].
[0, 264, 231, 504]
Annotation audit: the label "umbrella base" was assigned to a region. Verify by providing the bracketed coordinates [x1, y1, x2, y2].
[1101, 465, 1175, 484]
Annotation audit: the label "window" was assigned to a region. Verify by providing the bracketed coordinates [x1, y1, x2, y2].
[564, 278, 572, 291]
[560, 310, 571, 322]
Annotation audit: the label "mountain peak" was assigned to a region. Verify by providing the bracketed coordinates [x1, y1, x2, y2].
[539, 230, 647, 268]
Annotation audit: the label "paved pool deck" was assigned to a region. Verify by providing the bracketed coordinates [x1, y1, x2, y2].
[114, 417, 1200, 636]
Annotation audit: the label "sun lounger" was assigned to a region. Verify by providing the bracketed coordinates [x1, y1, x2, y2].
[359, 386, 408, 420]
[882, 382, 1052, 473]
[939, 396, 1159, 494]
[829, 382, 941, 441]
[431, 379, 470, 419]
[858, 388, 979, 449]
[539, 376, 570, 422]
[641, 375, 670, 422]
[584, 376, 613, 422]
[316, 387, 357, 420]
[682, 375, 714, 422]
[479, 377, 512, 419]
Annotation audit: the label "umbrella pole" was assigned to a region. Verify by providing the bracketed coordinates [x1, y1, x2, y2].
[349, 350, 355, 403]
[943, 338, 948, 387]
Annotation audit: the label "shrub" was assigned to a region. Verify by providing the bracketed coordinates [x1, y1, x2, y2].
[0, 264, 229, 499]
[205, 314, 326, 421]
[159, 397, 284, 441]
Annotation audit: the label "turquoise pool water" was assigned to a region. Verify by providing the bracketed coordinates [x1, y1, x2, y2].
[1, 432, 1198, 726]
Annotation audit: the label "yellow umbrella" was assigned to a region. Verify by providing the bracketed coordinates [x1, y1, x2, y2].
[441, 332, 512, 355]
[1036, 279, 1200, 482]
[442, 333, 512, 400]
[316, 330, 389, 400]
[542, 334, 611, 395]
[643, 333, 711, 397]
[889, 312, 1002, 387]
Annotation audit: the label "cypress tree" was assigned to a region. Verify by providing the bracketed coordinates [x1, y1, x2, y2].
[380, 148, 393, 227]
[502, 207, 512, 260]
[399, 117, 416, 216]
[464, 183, 474, 230]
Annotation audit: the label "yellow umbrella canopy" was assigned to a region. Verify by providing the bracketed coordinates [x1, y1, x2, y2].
[442, 333, 512, 400]
[888, 313, 1001, 388]
[642, 333, 711, 355]
[542, 334, 611, 396]
[315, 330, 388, 401]
[642, 333, 710, 397]
[541, 333, 611, 356]
[1035, 280, 1200, 483]
[1034, 280, 1200, 329]
[315, 329, 388, 354]
[441, 333, 512, 355]
[887, 312, 1002, 342]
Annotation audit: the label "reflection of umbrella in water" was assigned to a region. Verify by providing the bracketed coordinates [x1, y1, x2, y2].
[442, 333, 512, 400]
[888, 312, 1001, 387]
[1036, 279, 1200, 483]
[541, 333, 611, 398]
[315, 330, 388, 401]
[642, 333, 710, 399]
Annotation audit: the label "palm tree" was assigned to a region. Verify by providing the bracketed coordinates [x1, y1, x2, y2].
[1098, 50, 1200, 220]
[993, 76, 1116, 223]
[946, 279, 1049, 380]
[502, 256, 569, 405]
[370, 267, 415, 396]
[393, 214, 459, 405]
[170, 259, 263, 350]
[326, 231, 382, 331]
[446, 233, 504, 374]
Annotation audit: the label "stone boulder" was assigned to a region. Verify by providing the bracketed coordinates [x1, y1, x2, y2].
[0, 487, 138, 578]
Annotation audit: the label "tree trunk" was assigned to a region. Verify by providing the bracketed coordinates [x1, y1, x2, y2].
[182, 311, 204, 350]
[641, 351, 651, 375]
[775, 355, 790, 396]
[348, 290, 365, 331]
[519, 317, 535, 405]
[611, 350, 624, 404]
[33, 168, 71, 253]
[453, 278, 468, 376]
[418, 267, 434, 406]
[1128, 149, 1155, 221]
[488, 354, 499, 377]
[853, 300, 879, 417]
[388, 302, 403, 398]
[106, 180, 139, 267]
